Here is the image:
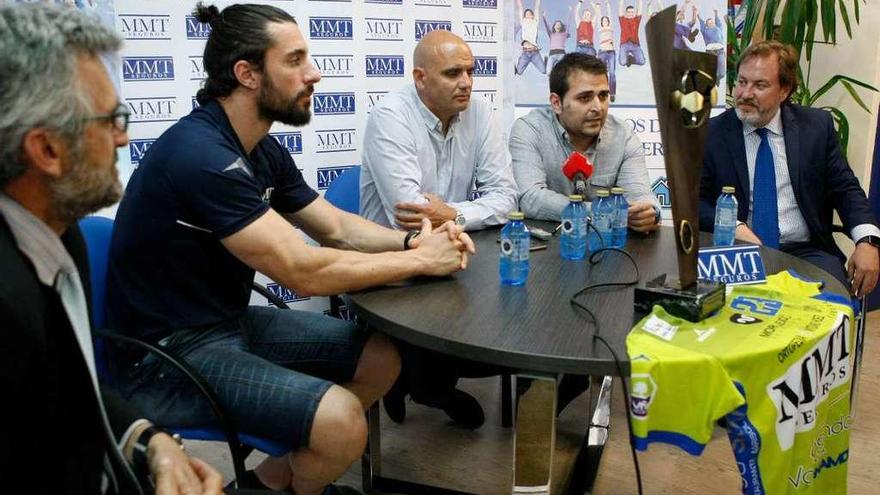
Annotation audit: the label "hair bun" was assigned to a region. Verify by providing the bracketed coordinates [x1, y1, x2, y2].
[193, 2, 221, 25]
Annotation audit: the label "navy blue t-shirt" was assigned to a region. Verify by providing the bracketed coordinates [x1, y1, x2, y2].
[106, 101, 318, 340]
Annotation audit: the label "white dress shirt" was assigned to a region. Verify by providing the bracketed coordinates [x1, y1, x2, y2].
[360, 84, 518, 231]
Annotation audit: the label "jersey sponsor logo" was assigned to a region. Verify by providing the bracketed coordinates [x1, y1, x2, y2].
[768, 315, 850, 450]
[472, 89, 498, 111]
[777, 335, 806, 363]
[118, 14, 171, 40]
[462, 0, 498, 8]
[365, 55, 404, 77]
[313, 54, 355, 78]
[126, 96, 177, 124]
[366, 91, 389, 113]
[629, 373, 658, 419]
[730, 295, 782, 316]
[809, 415, 852, 461]
[270, 132, 304, 156]
[122, 57, 174, 81]
[266, 282, 310, 303]
[189, 56, 206, 81]
[313, 93, 356, 115]
[309, 17, 353, 40]
[789, 448, 849, 489]
[185, 16, 212, 39]
[364, 18, 404, 41]
[462, 21, 498, 44]
[729, 313, 762, 325]
[317, 165, 356, 190]
[129, 138, 156, 167]
[315, 128, 356, 154]
[473, 56, 498, 77]
[415, 20, 452, 40]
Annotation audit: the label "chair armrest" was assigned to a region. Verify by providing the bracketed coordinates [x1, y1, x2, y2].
[252, 282, 290, 309]
[94, 330, 249, 481]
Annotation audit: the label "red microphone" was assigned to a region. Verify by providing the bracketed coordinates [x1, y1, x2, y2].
[561, 151, 593, 197]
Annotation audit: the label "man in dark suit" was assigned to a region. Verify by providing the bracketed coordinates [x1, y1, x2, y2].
[700, 40, 880, 296]
[0, 4, 222, 493]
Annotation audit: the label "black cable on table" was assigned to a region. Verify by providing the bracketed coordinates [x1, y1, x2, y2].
[569, 225, 644, 495]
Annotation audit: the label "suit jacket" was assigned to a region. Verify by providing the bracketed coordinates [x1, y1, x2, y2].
[0, 217, 141, 494]
[699, 104, 877, 261]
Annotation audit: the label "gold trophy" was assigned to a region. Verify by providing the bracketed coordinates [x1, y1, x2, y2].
[633, 5, 725, 321]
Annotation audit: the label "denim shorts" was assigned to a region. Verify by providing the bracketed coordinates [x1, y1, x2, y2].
[120, 306, 368, 450]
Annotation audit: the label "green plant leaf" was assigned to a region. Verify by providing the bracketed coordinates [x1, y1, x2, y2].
[809, 74, 878, 109]
[838, 0, 852, 37]
[841, 80, 872, 113]
[822, 106, 850, 156]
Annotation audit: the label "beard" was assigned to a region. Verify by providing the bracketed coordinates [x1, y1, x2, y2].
[49, 145, 122, 225]
[257, 71, 313, 127]
[735, 97, 775, 127]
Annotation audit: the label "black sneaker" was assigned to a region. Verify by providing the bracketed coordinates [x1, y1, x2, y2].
[441, 388, 485, 429]
[382, 376, 408, 424]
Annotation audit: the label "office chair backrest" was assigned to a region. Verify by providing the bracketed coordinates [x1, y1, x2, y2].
[323, 166, 361, 214]
[79, 215, 114, 329]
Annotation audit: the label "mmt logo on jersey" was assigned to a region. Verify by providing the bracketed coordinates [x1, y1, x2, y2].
[312, 54, 354, 78]
[129, 139, 156, 166]
[313, 93, 356, 115]
[415, 20, 452, 40]
[309, 17, 353, 40]
[473, 56, 497, 77]
[117, 14, 171, 40]
[317, 166, 356, 190]
[122, 57, 174, 82]
[364, 18, 404, 41]
[265, 283, 309, 303]
[462, 0, 498, 7]
[365, 56, 404, 77]
[366, 91, 389, 112]
[126, 97, 177, 124]
[189, 56, 206, 80]
[185, 16, 212, 39]
[463, 21, 498, 43]
[315, 129, 357, 154]
[270, 132, 304, 156]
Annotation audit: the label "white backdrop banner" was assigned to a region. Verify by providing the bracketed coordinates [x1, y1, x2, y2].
[111, 0, 504, 314]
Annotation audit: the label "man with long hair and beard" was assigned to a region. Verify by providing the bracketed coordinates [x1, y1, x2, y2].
[106, 3, 474, 494]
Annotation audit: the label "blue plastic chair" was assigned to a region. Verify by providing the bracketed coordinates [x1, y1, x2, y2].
[323, 166, 361, 214]
[78, 216, 289, 488]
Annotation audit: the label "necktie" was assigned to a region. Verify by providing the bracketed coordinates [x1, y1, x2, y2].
[752, 128, 780, 248]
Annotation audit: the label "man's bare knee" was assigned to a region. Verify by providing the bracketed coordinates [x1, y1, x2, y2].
[359, 333, 401, 387]
[308, 386, 368, 463]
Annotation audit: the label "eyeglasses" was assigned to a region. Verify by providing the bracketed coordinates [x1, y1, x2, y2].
[83, 103, 130, 133]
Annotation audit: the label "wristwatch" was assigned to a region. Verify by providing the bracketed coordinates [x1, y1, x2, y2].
[857, 235, 880, 248]
[454, 210, 466, 227]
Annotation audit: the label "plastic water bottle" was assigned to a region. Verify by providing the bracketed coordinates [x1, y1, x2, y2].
[500, 211, 530, 285]
[713, 186, 738, 246]
[611, 187, 628, 249]
[589, 189, 614, 252]
[560, 195, 588, 260]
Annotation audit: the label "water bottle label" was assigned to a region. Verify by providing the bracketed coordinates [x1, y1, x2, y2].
[718, 209, 736, 224]
[562, 219, 574, 234]
[501, 239, 513, 255]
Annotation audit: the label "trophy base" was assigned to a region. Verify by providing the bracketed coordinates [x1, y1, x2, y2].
[634, 274, 725, 322]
